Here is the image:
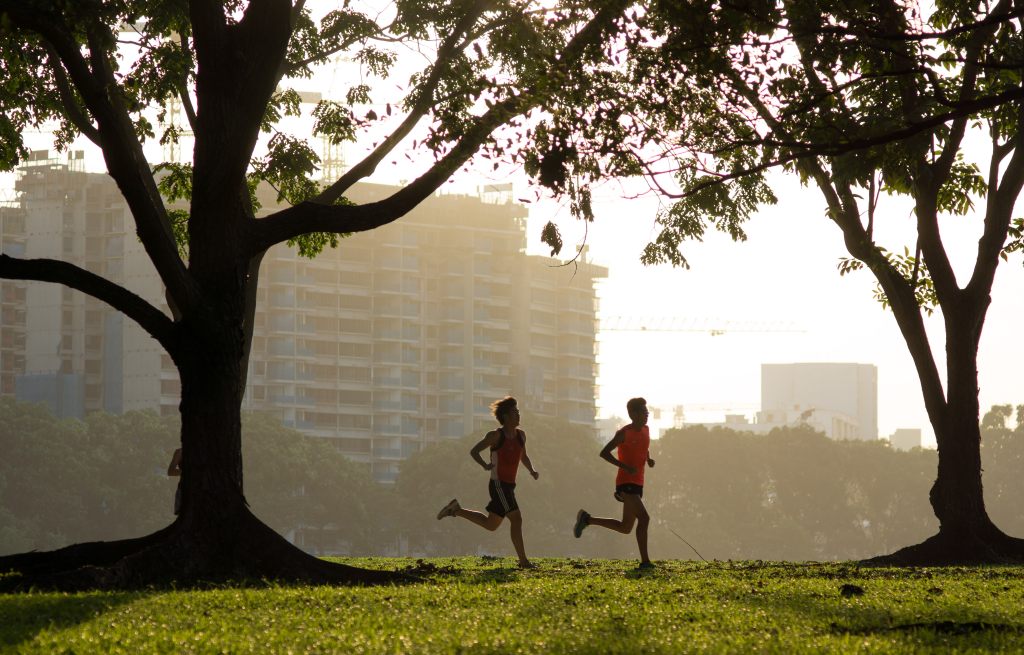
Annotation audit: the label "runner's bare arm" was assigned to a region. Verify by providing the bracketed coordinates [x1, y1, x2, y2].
[470, 431, 499, 470]
[600, 430, 635, 474]
[520, 432, 539, 479]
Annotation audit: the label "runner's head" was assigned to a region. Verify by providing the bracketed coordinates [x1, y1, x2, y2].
[626, 397, 649, 426]
[491, 396, 519, 426]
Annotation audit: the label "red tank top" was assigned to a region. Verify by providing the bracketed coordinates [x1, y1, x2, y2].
[615, 424, 650, 486]
[491, 428, 524, 484]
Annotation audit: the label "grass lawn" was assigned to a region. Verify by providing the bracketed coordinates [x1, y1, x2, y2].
[2, 558, 1023, 653]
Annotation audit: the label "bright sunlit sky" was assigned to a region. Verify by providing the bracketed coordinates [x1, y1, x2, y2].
[528, 175, 1024, 448]
[5, 8, 1024, 449]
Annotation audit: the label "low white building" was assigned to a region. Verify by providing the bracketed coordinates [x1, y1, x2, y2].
[889, 428, 922, 451]
[676, 362, 879, 442]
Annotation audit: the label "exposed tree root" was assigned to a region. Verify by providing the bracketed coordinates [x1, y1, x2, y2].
[0, 524, 173, 577]
[0, 510, 408, 592]
[862, 529, 1024, 566]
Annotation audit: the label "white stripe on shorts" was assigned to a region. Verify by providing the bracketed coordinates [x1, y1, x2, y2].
[493, 479, 511, 512]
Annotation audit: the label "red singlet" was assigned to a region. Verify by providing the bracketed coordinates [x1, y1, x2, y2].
[615, 424, 650, 486]
[491, 428, 524, 484]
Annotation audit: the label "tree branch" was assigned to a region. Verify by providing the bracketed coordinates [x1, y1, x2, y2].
[4, 4, 198, 316]
[252, 0, 629, 253]
[42, 45, 101, 145]
[721, 0, 1024, 45]
[969, 107, 1024, 297]
[176, 33, 198, 132]
[0, 255, 177, 352]
[654, 85, 1024, 202]
[252, 91, 533, 251]
[313, 0, 494, 204]
[190, 0, 292, 207]
[930, 0, 1011, 181]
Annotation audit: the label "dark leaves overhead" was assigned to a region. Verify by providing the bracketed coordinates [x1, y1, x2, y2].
[515, 0, 1024, 273]
[540, 220, 563, 256]
[538, 138, 577, 192]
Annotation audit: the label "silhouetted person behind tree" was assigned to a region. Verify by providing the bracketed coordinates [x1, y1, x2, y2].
[574, 397, 656, 569]
[436, 396, 540, 568]
[167, 448, 183, 516]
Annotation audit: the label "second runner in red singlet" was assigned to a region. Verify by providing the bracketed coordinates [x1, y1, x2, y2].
[615, 423, 651, 488]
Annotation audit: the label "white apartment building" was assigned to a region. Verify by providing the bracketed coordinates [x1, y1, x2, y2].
[680, 362, 879, 441]
[757, 362, 878, 440]
[0, 152, 605, 482]
[889, 428, 922, 451]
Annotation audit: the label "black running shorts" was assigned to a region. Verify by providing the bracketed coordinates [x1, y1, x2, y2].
[485, 479, 519, 517]
[614, 483, 644, 502]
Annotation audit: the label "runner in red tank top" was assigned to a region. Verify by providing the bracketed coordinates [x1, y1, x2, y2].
[435, 396, 540, 568]
[573, 397, 656, 569]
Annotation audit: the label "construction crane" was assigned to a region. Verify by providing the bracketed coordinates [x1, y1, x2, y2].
[600, 316, 803, 336]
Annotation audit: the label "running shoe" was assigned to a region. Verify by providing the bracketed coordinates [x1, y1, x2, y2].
[436, 498, 460, 520]
[573, 509, 590, 538]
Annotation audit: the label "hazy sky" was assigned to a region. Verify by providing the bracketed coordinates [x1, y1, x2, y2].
[517, 173, 1024, 447]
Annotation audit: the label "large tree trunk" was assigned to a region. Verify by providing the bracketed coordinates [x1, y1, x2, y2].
[0, 318, 403, 590]
[866, 307, 1024, 565]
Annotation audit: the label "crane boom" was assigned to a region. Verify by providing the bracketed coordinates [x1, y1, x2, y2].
[600, 316, 802, 334]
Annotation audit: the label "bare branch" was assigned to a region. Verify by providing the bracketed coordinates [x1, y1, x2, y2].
[0, 255, 177, 352]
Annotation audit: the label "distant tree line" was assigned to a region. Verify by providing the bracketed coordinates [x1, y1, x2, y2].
[2, 399, 1021, 561]
[0, 399, 382, 556]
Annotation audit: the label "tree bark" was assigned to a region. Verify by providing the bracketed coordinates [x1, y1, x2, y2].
[864, 300, 1024, 565]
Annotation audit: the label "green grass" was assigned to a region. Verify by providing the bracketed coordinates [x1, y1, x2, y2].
[2, 558, 1024, 653]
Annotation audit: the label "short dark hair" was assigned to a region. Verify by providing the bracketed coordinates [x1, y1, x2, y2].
[490, 396, 518, 424]
[626, 397, 647, 414]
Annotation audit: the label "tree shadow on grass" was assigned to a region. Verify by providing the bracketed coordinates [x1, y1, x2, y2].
[725, 569, 1024, 649]
[0, 590, 145, 649]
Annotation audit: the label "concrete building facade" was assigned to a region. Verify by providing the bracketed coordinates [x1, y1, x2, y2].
[889, 428, 922, 451]
[758, 362, 878, 440]
[680, 362, 879, 441]
[0, 153, 605, 482]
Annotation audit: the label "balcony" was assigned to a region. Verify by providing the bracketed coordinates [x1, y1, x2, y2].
[375, 423, 402, 436]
